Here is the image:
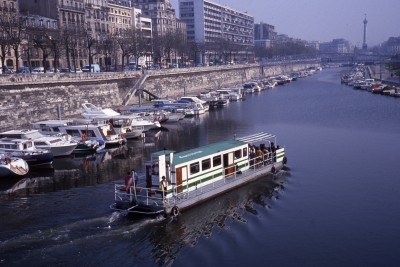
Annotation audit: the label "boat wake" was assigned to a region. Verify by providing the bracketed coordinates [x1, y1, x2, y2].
[0, 212, 164, 265]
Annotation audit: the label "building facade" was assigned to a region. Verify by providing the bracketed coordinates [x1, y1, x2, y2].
[131, 0, 178, 35]
[320, 38, 351, 54]
[254, 22, 276, 48]
[11, 0, 155, 71]
[178, 0, 254, 64]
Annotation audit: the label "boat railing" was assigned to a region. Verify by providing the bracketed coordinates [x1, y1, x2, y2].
[114, 184, 165, 207]
[114, 151, 280, 210]
[163, 151, 278, 207]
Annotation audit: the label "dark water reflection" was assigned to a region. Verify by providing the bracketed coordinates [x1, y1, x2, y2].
[1, 68, 400, 267]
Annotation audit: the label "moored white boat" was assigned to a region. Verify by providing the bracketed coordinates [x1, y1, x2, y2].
[31, 119, 102, 153]
[58, 120, 126, 148]
[0, 138, 54, 167]
[81, 102, 120, 119]
[0, 129, 77, 157]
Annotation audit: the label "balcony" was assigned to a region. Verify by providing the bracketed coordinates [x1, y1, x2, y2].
[60, 4, 85, 13]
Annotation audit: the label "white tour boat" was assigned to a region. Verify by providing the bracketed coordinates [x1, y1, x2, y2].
[111, 132, 287, 217]
[58, 120, 126, 148]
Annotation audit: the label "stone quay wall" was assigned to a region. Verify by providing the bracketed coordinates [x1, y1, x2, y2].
[0, 63, 318, 131]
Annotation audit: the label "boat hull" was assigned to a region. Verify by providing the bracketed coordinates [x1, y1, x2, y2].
[110, 200, 165, 216]
[44, 143, 77, 157]
[15, 152, 54, 167]
[0, 157, 29, 177]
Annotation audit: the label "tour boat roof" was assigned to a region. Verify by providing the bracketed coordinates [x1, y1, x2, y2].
[172, 139, 246, 166]
[236, 132, 275, 143]
[172, 132, 276, 166]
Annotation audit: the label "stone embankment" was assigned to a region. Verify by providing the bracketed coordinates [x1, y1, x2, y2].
[0, 62, 318, 131]
[368, 64, 400, 85]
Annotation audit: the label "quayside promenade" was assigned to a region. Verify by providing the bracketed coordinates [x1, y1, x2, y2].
[0, 62, 319, 131]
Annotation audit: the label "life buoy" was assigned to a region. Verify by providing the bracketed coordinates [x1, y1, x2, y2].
[152, 163, 159, 175]
[283, 156, 287, 165]
[121, 134, 125, 139]
[171, 206, 179, 217]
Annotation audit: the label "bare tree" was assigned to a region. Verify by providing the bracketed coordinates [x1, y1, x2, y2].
[61, 25, 78, 70]
[99, 33, 115, 72]
[128, 27, 150, 67]
[0, 27, 11, 73]
[6, 15, 27, 73]
[0, 8, 15, 72]
[115, 29, 132, 70]
[47, 29, 63, 70]
[82, 28, 99, 71]
[27, 25, 53, 72]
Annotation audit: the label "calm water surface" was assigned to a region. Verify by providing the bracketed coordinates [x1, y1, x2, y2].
[1, 68, 400, 267]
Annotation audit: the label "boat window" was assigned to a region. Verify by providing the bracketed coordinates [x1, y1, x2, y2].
[213, 155, 221, 167]
[243, 147, 248, 157]
[40, 126, 51, 132]
[234, 149, 242, 159]
[66, 129, 81, 137]
[190, 162, 200, 175]
[34, 142, 47, 146]
[202, 158, 211, 170]
[85, 130, 96, 137]
[11, 145, 17, 149]
[53, 127, 61, 132]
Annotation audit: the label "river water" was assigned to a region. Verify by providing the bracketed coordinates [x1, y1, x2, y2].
[1, 67, 400, 267]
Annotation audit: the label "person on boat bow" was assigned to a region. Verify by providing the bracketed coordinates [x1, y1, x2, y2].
[125, 169, 138, 191]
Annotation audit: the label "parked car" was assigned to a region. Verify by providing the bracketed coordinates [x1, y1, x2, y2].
[19, 67, 30, 73]
[70, 68, 83, 73]
[82, 64, 100, 73]
[47, 68, 60, 73]
[31, 67, 44, 73]
[59, 68, 71, 73]
[127, 62, 136, 71]
[1, 67, 15, 74]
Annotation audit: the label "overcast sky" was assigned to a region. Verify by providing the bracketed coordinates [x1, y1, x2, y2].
[171, 0, 400, 47]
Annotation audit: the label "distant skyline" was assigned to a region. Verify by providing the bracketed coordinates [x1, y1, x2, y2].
[171, 0, 400, 47]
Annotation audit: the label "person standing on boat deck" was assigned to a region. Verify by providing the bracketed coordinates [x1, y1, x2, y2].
[166, 163, 171, 182]
[256, 147, 263, 167]
[160, 176, 168, 198]
[125, 169, 138, 191]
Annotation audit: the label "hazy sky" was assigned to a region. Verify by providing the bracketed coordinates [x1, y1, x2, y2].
[171, 0, 400, 46]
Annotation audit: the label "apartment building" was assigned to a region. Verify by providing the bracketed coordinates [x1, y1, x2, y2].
[178, 0, 254, 63]
[254, 22, 276, 48]
[131, 0, 180, 35]
[108, 0, 132, 33]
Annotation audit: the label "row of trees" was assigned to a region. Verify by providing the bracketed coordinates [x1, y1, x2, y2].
[1, 11, 319, 74]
